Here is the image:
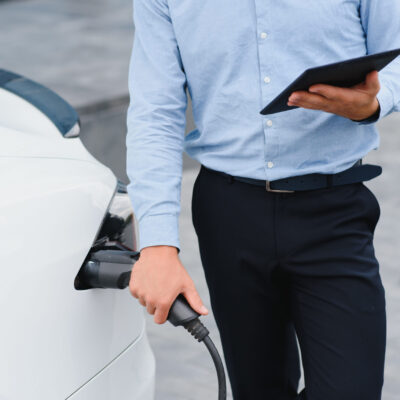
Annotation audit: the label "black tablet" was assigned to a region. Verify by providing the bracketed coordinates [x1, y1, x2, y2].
[260, 48, 400, 116]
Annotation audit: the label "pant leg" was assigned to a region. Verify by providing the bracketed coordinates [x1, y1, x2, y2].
[191, 165, 301, 399]
[278, 182, 386, 400]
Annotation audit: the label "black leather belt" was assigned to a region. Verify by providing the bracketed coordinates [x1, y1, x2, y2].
[202, 160, 382, 193]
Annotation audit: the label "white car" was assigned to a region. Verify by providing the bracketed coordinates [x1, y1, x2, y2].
[0, 70, 155, 400]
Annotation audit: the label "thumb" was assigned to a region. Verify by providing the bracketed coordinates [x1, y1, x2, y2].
[182, 286, 209, 315]
[365, 70, 380, 93]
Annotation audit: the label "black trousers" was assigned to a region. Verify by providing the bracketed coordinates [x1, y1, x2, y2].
[191, 164, 386, 400]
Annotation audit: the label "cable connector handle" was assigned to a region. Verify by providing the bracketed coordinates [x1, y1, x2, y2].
[168, 294, 201, 327]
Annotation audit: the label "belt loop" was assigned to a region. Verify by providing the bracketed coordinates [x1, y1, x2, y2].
[221, 170, 234, 184]
[327, 174, 333, 188]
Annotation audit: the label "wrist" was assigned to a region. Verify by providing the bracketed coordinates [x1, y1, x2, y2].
[140, 245, 179, 258]
[352, 98, 380, 122]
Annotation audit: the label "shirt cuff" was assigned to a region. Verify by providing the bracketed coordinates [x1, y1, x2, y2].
[137, 213, 181, 253]
[352, 103, 381, 125]
[351, 82, 394, 125]
[376, 81, 394, 121]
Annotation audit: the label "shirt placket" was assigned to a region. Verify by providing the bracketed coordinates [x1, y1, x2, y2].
[254, 0, 279, 176]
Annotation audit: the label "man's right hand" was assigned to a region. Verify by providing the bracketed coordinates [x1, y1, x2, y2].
[129, 245, 209, 324]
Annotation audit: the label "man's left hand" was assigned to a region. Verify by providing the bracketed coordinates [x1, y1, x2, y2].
[287, 70, 380, 121]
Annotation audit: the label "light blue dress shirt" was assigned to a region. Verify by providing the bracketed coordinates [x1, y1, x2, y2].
[126, 0, 400, 251]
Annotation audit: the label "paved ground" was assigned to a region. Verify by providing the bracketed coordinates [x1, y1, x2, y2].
[2, 1, 399, 398]
[0, 0, 133, 110]
[78, 100, 197, 184]
[366, 115, 400, 400]
[152, 114, 400, 400]
[81, 105, 400, 400]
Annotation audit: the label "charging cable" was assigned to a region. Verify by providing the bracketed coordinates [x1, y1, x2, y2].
[75, 247, 227, 400]
[168, 293, 227, 400]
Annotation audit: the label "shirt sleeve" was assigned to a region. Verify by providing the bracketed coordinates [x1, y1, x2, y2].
[360, 0, 400, 123]
[126, 0, 187, 252]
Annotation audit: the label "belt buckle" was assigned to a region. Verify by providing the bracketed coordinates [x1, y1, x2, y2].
[266, 180, 295, 193]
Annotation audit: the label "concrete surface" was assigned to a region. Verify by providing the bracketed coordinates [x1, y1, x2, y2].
[146, 114, 400, 400]
[81, 106, 400, 400]
[1, 0, 399, 398]
[147, 114, 400, 400]
[79, 99, 197, 184]
[0, 0, 134, 110]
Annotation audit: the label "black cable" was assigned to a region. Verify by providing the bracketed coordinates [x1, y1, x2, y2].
[183, 318, 227, 400]
[203, 335, 227, 400]
[77, 255, 227, 399]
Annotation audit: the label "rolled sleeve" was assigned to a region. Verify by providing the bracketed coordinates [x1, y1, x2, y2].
[126, 0, 188, 252]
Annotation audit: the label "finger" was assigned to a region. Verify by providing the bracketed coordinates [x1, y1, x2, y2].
[138, 296, 146, 307]
[146, 303, 156, 315]
[308, 84, 346, 100]
[129, 281, 138, 298]
[288, 91, 332, 111]
[309, 71, 380, 100]
[352, 70, 380, 94]
[182, 286, 209, 315]
[153, 302, 171, 324]
[364, 70, 380, 93]
[130, 289, 139, 299]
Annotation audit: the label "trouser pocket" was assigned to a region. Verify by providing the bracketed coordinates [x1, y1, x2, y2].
[191, 166, 202, 229]
[359, 182, 381, 230]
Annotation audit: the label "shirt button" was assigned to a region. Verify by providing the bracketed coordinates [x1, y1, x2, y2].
[267, 161, 274, 169]
[266, 120, 273, 127]
[260, 32, 268, 39]
[264, 76, 271, 84]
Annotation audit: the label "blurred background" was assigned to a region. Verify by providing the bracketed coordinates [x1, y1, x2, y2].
[1, 0, 398, 398]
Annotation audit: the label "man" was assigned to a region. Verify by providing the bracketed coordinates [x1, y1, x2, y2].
[126, 0, 400, 398]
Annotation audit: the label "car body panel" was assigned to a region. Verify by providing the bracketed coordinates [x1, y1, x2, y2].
[0, 86, 94, 162]
[68, 327, 155, 400]
[0, 156, 150, 399]
[0, 70, 79, 137]
[0, 124, 97, 163]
